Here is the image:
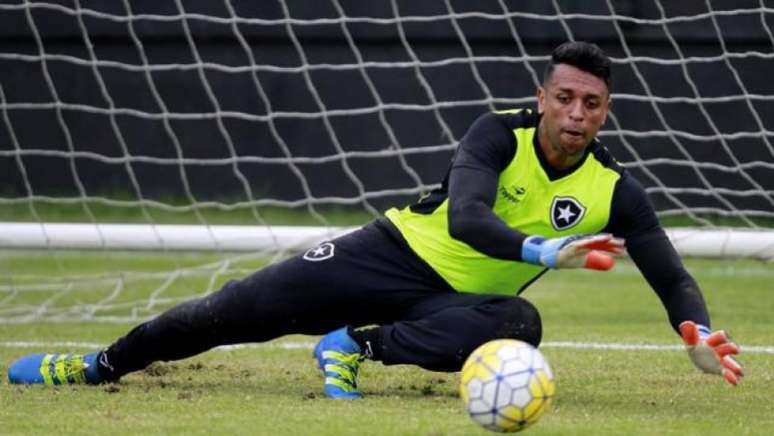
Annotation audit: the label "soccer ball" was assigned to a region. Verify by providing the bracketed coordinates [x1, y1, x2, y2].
[460, 339, 555, 432]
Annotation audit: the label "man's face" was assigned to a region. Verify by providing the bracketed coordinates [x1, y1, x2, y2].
[537, 63, 610, 159]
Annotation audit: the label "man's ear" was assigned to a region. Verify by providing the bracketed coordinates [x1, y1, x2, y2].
[536, 86, 545, 114]
[601, 96, 612, 125]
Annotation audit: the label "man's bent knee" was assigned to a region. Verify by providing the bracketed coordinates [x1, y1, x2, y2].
[493, 297, 542, 348]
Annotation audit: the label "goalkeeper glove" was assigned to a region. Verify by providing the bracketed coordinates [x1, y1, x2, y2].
[679, 320, 744, 386]
[521, 233, 625, 270]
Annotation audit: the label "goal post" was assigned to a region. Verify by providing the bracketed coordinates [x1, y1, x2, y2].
[0, 1, 773, 323]
[1, 223, 773, 260]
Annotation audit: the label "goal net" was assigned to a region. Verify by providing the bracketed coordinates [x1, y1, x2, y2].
[0, 0, 773, 323]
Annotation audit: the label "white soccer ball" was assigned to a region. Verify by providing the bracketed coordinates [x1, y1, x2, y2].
[460, 339, 555, 432]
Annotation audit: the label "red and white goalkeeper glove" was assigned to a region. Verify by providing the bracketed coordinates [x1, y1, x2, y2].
[521, 234, 625, 271]
[679, 320, 744, 385]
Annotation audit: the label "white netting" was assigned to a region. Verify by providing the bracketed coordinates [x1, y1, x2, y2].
[0, 0, 772, 323]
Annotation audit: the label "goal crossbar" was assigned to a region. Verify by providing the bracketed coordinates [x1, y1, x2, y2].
[1, 222, 772, 260]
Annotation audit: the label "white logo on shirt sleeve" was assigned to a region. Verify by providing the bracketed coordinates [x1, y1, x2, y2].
[302, 242, 335, 261]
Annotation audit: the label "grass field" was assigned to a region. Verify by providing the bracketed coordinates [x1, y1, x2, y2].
[1, 254, 772, 435]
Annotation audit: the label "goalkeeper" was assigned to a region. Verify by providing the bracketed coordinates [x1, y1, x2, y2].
[8, 41, 742, 397]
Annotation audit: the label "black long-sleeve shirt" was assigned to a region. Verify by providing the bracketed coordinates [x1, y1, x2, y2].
[445, 112, 710, 332]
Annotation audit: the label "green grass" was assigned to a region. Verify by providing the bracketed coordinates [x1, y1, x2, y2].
[0, 200, 374, 226]
[1, 256, 773, 435]
[3, 197, 773, 228]
[658, 215, 774, 228]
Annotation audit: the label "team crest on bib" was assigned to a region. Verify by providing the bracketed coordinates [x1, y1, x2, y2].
[303, 242, 335, 262]
[550, 196, 586, 231]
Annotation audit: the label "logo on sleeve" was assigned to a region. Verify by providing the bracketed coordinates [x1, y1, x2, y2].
[550, 197, 585, 231]
[303, 242, 335, 262]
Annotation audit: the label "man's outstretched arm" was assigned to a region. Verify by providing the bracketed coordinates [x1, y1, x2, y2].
[608, 175, 743, 385]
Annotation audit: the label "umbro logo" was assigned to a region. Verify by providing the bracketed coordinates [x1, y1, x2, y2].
[550, 196, 585, 231]
[303, 242, 335, 262]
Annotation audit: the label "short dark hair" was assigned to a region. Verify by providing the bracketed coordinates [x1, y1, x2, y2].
[543, 41, 611, 89]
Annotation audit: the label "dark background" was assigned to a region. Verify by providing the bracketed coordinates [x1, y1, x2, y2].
[0, 0, 772, 221]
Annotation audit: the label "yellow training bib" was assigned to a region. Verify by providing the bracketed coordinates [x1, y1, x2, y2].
[386, 109, 621, 294]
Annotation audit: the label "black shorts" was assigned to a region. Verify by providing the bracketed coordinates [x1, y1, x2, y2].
[103, 219, 542, 376]
[249, 218, 461, 333]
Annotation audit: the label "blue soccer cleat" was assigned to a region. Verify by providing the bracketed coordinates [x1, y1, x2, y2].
[313, 327, 364, 399]
[8, 352, 103, 385]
